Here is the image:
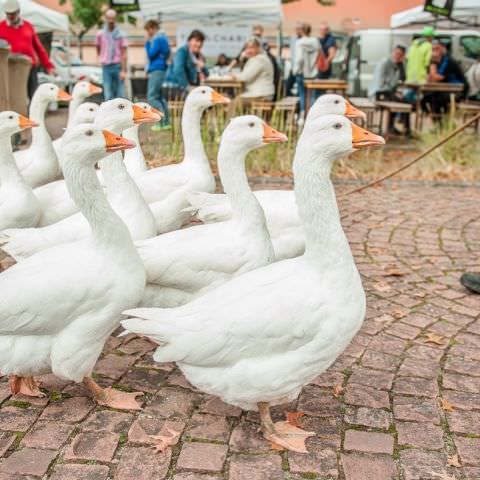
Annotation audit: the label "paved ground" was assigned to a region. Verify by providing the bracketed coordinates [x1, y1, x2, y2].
[0, 182, 479, 480]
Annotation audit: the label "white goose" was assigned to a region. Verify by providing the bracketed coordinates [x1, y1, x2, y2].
[1, 100, 160, 260]
[123, 102, 150, 178]
[14, 83, 72, 188]
[0, 124, 146, 409]
[67, 81, 102, 128]
[122, 115, 385, 452]
[185, 95, 366, 260]
[135, 86, 230, 233]
[138, 116, 287, 308]
[0, 112, 40, 230]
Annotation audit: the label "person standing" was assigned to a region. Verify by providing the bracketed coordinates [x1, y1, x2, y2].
[317, 22, 336, 79]
[167, 30, 207, 95]
[406, 26, 435, 84]
[0, 0, 55, 100]
[144, 19, 170, 130]
[96, 9, 128, 100]
[292, 23, 319, 122]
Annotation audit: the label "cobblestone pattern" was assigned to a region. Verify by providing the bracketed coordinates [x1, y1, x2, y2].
[0, 183, 479, 480]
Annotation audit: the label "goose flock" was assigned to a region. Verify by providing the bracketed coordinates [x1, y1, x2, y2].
[0, 81, 385, 453]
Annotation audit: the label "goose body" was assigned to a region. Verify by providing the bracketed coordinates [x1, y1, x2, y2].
[138, 116, 286, 308]
[1, 100, 160, 260]
[123, 115, 385, 452]
[0, 112, 40, 230]
[0, 125, 146, 408]
[14, 83, 72, 188]
[186, 95, 366, 260]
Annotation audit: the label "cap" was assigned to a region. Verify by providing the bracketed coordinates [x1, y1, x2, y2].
[421, 26, 436, 37]
[3, 0, 20, 13]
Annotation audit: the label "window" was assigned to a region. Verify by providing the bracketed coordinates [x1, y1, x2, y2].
[460, 36, 480, 60]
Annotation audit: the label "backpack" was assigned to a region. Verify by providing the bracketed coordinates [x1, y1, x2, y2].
[316, 46, 328, 73]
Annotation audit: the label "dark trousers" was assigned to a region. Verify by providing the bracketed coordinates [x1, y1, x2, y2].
[27, 66, 39, 101]
[421, 92, 450, 116]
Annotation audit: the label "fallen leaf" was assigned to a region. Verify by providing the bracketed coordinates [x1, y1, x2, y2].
[391, 309, 408, 319]
[369, 247, 385, 255]
[332, 385, 344, 398]
[374, 282, 391, 293]
[447, 454, 461, 468]
[286, 411, 305, 427]
[440, 398, 455, 412]
[150, 427, 181, 453]
[422, 333, 446, 346]
[383, 267, 407, 277]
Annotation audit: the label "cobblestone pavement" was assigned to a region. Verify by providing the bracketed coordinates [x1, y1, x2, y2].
[0, 183, 479, 480]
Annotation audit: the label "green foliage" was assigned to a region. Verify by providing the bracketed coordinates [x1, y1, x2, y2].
[59, 0, 106, 38]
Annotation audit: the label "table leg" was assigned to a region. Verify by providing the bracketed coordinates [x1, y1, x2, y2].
[415, 93, 421, 131]
[306, 87, 311, 114]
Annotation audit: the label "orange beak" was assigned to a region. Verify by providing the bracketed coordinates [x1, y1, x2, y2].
[211, 89, 231, 105]
[102, 129, 136, 152]
[345, 100, 367, 121]
[57, 88, 73, 102]
[262, 123, 288, 144]
[150, 107, 164, 118]
[88, 83, 103, 95]
[132, 104, 163, 124]
[18, 115, 39, 129]
[351, 123, 385, 148]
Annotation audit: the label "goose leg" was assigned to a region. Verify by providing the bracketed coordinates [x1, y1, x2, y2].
[258, 402, 315, 453]
[8, 375, 45, 397]
[83, 377, 143, 410]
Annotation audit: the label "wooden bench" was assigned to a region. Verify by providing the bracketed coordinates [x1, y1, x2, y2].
[458, 102, 480, 131]
[375, 100, 413, 138]
[349, 97, 379, 131]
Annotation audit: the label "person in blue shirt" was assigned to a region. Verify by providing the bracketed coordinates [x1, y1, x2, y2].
[167, 30, 208, 95]
[144, 19, 170, 130]
[317, 22, 337, 79]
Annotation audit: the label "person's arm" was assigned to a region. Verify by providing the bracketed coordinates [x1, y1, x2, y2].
[31, 25, 54, 72]
[325, 37, 337, 67]
[429, 61, 445, 82]
[292, 41, 303, 75]
[95, 32, 101, 63]
[233, 57, 262, 83]
[146, 35, 169, 61]
[172, 47, 190, 88]
[120, 35, 128, 80]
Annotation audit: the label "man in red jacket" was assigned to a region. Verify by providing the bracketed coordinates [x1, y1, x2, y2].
[0, 0, 55, 99]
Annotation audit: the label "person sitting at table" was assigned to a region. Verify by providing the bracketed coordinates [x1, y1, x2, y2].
[166, 29, 208, 98]
[228, 37, 274, 112]
[368, 45, 411, 136]
[421, 41, 467, 117]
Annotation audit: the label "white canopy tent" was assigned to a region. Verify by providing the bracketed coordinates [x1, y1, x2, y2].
[138, 0, 283, 26]
[391, 0, 480, 28]
[0, 0, 69, 33]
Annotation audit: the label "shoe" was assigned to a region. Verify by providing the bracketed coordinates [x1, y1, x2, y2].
[151, 124, 171, 132]
[460, 272, 480, 294]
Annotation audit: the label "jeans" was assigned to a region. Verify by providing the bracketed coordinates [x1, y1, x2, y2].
[102, 63, 125, 100]
[147, 69, 169, 125]
[296, 74, 317, 114]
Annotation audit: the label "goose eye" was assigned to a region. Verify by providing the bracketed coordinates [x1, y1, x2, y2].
[50, 87, 55, 91]
[334, 100, 340, 104]
[89, 108, 94, 111]
[118, 104, 125, 110]
[85, 130, 94, 136]
[201, 90, 206, 94]
[333, 123, 343, 130]
[8, 115, 13, 120]
[248, 122, 255, 128]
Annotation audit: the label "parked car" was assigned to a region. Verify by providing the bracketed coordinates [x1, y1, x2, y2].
[50, 42, 102, 87]
[341, 28, 480, 96]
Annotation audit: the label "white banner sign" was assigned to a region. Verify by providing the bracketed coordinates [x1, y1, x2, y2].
[176, 24, 250, 58]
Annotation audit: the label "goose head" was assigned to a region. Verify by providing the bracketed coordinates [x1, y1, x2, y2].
[0, 111, 38, 138]
[222, 115, 287, 151]
[184, 86, 230, 112]
[61, 124, 136, 165]
[303, 114, 384, 165]
[72, 81, 102, 100]
[33, 83, 72, 104]
[71, 102, 99, 126]
[94, 98, 162, 132]
[308, 94, 366, 122]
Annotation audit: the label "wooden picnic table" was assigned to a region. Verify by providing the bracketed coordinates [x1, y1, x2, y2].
[304, 79, 348, 113]
[202, 78, 244, 98]
[375, 100, 413, 138]
[402, 82, 465, 130]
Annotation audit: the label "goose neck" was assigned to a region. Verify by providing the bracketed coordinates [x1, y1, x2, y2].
[29, 96, 51, 144]
[67, 96, 82, 127]
[0, 136, 25, 185]
[62, 153, 132, 248]
[181, 105, 209, 168]
[293, 139, 350, 263]
[217, 141, 264, 226]
[123, 125, 146, 174]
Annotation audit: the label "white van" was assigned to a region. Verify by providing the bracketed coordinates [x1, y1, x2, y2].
[341, 29, 480, 96]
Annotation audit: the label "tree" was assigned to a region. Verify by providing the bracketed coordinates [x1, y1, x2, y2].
[59, 0, 107, 59]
